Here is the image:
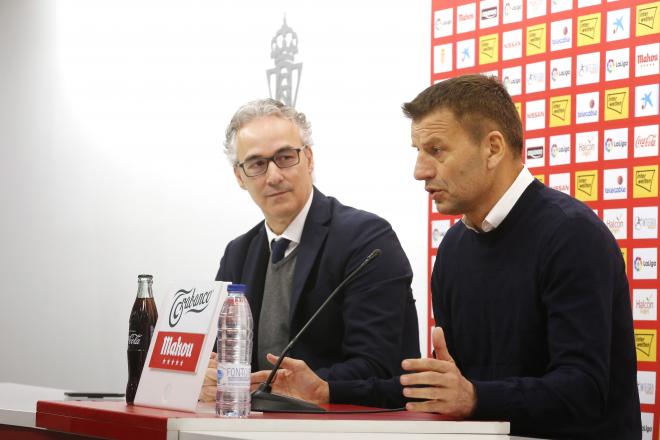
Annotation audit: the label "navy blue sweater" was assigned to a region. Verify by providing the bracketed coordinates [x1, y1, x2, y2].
[433, 180, 640, 438]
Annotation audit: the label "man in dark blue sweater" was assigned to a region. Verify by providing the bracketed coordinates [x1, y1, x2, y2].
[248, 76, 641, 438]
[398, 75, 640, 438]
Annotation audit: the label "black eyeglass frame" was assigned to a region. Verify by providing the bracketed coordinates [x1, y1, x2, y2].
[236, 145, 309, 177]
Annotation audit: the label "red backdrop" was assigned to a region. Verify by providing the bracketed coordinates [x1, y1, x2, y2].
[428, 0, 659, 435]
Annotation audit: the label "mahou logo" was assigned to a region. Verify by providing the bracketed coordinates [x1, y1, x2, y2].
[169, 288, 213, 327]
[149, 331, 206, 372]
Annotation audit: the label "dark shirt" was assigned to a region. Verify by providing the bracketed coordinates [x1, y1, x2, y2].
[433, 180, 640, 439]
[330, 180, 641, 438]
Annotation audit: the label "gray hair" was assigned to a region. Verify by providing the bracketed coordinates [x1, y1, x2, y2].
[223, 98, 313, 164]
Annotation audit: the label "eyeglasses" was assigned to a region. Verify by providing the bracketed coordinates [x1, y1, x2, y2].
[236, 146, 308, 177]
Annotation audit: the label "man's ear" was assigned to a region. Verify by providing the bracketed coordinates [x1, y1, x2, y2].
[305, 146, 314, 174]
[485, 131, 506, 170]
[233, 166, 247, 190]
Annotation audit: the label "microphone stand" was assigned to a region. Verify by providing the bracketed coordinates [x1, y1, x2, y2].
[250, 249, 382, 413]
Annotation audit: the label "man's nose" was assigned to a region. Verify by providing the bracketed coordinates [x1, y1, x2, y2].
[265, 160, 284, 185]
[413, 152, 434, 181]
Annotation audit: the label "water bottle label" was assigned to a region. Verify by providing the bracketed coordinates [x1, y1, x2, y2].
[217, 363, 251, 388]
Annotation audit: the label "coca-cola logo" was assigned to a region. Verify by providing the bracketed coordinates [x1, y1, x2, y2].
[128, 332, 142, 345]
[169, 288, 213, 327]
[636, 134, 657, 148]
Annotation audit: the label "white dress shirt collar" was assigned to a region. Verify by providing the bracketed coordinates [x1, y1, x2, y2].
[266, 189, 314, 256]
[462, 167, 535, 233]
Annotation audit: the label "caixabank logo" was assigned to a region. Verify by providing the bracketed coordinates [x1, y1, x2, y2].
[606, 8, 631, 42]
[635, 83, 659, 118]
[456, 39, 475, 69]
[635, 328, 657, 362]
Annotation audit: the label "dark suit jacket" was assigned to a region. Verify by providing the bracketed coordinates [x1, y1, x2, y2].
[216, 187, 420, 382]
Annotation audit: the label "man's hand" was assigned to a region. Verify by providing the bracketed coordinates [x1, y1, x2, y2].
[250, 353, 330, 405]
[198, 352, 218, 402]
[400, 327, 476, 418]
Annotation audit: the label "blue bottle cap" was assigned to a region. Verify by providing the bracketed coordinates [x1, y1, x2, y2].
[227, 283, 246, 293]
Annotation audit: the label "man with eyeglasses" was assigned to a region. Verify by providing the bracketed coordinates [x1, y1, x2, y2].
[198, 98, 420, 404]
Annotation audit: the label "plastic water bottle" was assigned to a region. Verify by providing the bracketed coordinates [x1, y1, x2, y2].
[216, 283, 253, 417]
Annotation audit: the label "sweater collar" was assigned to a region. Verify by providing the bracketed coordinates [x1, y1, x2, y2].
[462, 167, 535, 233]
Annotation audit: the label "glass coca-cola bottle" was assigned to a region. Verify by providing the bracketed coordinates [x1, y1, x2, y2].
[126, 274, 158, 404]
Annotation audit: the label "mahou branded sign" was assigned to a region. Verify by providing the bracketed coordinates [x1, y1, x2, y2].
[149, 287, 215, 373]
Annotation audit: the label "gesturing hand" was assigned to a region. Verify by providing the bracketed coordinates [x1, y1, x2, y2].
[250, 353, 330, 405]
[400, 327, 476, 418]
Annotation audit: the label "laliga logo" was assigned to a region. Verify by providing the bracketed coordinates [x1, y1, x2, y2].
[607, 59, 614, 73]
[635, 256, 658, 271]
[605, 138, 613, 152]
[169, 288, 213, 327]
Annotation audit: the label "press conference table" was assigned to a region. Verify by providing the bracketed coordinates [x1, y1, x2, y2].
[1, 383, 540, 440]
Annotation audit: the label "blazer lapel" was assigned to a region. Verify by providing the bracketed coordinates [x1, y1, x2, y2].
[289, 187, 331, 325]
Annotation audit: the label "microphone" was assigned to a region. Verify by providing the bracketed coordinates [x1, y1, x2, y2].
[251, 249, 382, 413]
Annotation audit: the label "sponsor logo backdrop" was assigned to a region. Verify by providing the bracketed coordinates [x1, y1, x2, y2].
[430, 0, 659, 433]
